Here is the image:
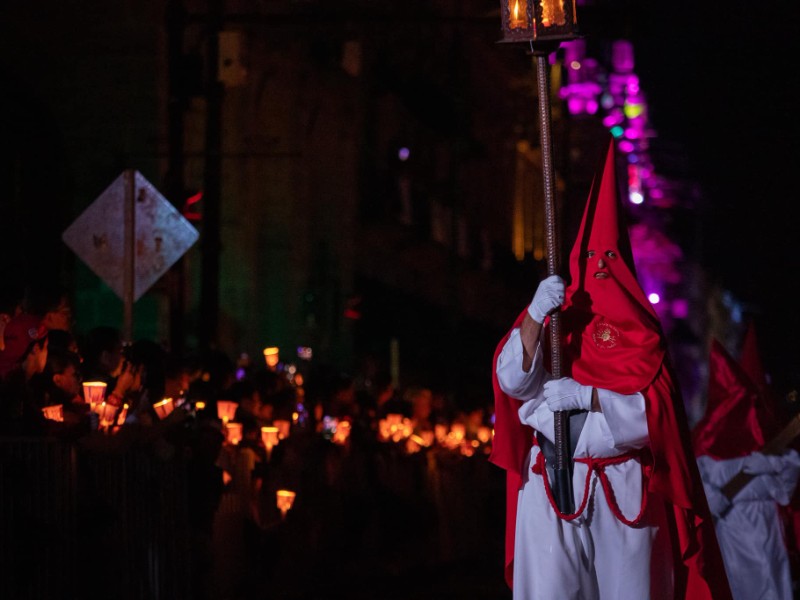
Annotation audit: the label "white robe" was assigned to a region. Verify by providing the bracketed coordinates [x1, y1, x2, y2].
[496, 328, 673, 600]
[697, 452, 800, 600]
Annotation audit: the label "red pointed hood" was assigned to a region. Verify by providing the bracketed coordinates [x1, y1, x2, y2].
[693, 339, 773, 459]
[740, 320, 769, 391]
[555, 138, 664, 394]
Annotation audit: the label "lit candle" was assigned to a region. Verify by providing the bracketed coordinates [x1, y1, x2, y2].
[153, 397, 175, 420]
[540, 0, 566, 28]
[226, 422, 243, 445]
[276, 489, 296, 519]
[510, 0, 525, 28]
[273, 419, 291, 439]
[386, 413, 403, 426]
[116, 404, 129, 426]
[82, 381, 107, 410]
[477, 426, 492, 444]
[378, 419, 391, 441]
[263, 347, 280, 369]
[96, 402, 118, 428]
[217, 400, 238, 423]
[42, 404, 64, 422]
[420, 430, 435, 447]
[261, 426, 279, 459]
[332, 420, 351, 445]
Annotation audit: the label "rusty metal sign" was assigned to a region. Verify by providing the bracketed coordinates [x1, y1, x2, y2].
[62, 171, 199, 302]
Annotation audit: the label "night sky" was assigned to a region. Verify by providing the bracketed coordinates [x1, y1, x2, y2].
[626, 2, 800, 385]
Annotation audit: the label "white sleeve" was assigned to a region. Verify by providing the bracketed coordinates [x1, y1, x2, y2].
[696, 454, 794, 505]
[495, 328, 547, 401]
[595, 388, 649, 450]
[696, 454, 745, 489]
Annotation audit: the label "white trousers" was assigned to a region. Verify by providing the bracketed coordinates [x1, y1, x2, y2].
[512, 446, 673, 600]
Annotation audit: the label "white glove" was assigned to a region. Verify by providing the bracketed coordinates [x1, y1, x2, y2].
[742, 452, 785, 475]
[543, 377, 593, 412]
[527, 275, 565, 324]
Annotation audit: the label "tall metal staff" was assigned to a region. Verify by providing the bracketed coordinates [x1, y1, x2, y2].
[498, 0, 581, 513]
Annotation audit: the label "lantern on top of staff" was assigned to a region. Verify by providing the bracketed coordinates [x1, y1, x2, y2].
[499, 0, 580, 45]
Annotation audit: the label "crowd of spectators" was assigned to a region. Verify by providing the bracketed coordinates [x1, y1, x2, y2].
[0, 280, 504, 599]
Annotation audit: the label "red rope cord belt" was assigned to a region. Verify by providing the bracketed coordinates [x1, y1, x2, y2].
[531, 440, 653, 525]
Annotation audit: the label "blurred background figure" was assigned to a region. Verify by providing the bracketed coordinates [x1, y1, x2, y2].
[79, 325, 125, 384]
[694, 339, 800, 600]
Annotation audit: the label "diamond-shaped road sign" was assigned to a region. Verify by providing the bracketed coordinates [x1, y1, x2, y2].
[62, 171, 199, 302]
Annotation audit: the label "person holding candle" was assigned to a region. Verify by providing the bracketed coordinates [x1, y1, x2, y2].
[30, 346, 94, 437]
[490, 140, 731, 599]
[0, 330, 48, 434]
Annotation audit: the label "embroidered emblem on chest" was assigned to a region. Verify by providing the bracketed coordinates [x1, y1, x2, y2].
[592, 322, 620, 349]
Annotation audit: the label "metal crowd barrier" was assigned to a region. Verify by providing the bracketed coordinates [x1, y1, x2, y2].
[0, 436, 193, 600]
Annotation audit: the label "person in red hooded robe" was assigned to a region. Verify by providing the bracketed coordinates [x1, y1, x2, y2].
[490, 138, 731, 599]
[739, 319, 800, 588]
[693, 338, 800, 600]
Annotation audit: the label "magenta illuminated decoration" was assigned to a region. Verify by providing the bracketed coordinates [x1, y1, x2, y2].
[559, 40, 602, 115]
[553, 29, 697, 340]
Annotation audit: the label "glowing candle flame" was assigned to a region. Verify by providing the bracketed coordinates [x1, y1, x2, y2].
[273, 419, 291, 439]
[42, 404, 64, 422]
[263, 347, 280, 369]
[153, 397, 175, 420]
[217, 400, 238, 423]
[82, 381, 107, 409]
[261, 426, 279, 459]
[225, 422, 243, 445]
[276, 489, 296, 519]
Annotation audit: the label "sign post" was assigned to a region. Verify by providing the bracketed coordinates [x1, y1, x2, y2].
[63, 170, 199, 342]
